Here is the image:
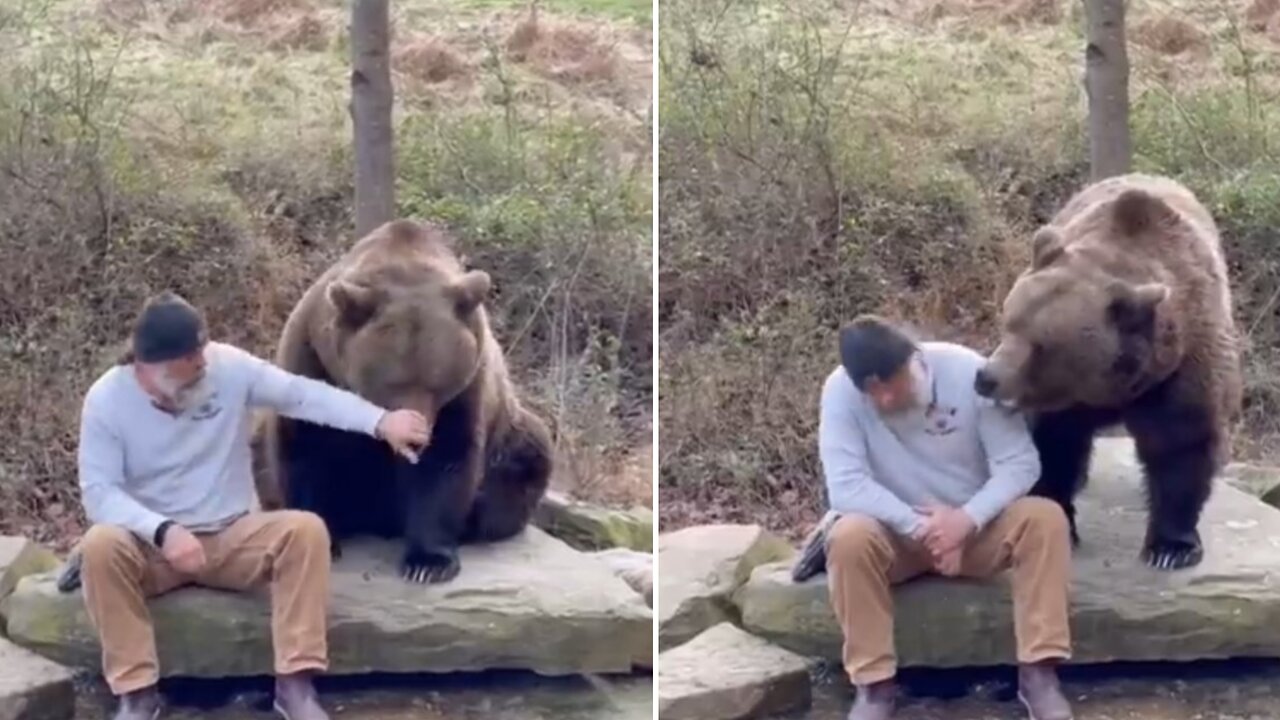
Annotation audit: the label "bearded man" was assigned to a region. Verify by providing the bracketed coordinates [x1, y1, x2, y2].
[74, 291, 430, 720]
[808, 315, 1075, 720]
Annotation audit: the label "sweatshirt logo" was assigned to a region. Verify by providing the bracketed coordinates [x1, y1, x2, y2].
[921, 375, 958, 436]
[189, 390, 223, 421]
[924, 403, 958, 436]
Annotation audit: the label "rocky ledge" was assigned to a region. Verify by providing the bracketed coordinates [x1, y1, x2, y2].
[0, 637, 76, 720]
[736, 437, 1280, 668]
[658, 524, 794, 650]
[659, 622, 812, 720]
[3, 527, 651, 679]
[533, 491, 654, 553]
[0, 536, 58, 613]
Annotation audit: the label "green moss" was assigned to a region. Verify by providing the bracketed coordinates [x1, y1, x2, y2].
[534, 496, 653, 552]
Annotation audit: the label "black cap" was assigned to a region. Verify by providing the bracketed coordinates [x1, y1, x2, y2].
[838, 315, 917, 391]
[132, 291, 207, 363]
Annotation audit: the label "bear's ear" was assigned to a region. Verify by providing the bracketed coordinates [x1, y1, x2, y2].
[327, 280, 383, 327]
[1111, 188, 1179, 237]
[448, 270, 491, 315]
[1031, 226, 1065, 270]
[1107, 281, 1169, 333]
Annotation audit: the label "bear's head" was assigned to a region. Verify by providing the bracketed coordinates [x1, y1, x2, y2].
[323, 269, 491, 427]
[975, 190, 1182, 412]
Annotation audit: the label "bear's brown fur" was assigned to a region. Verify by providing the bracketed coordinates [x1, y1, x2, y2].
[975, 173, 1242, 570]
[259, 218, 554, 583]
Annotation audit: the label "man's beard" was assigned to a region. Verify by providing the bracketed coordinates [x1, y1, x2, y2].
[908, 355, 932, 409]
[154, 370, 213, 413]
[881, 355, 931, 417]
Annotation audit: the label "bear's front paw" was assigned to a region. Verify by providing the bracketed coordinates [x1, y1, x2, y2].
[400, 545, 461, 584]
[1141, 535, 1203, 570]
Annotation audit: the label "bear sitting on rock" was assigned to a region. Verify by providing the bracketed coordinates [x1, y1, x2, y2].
[975, 173, 1242, 571]
[260, 219, 555, 584]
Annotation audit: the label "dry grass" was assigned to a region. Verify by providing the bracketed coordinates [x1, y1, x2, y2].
[1246, 0, 1280, 30]
[506, 7, 619, 85]
[554, 442, 653, 509]
[263, 11, 330, 51]
[207, 0, 314, 27]
[395, 34, 474, 85]
[383, 8, 651, 152]
[1134, 14, 1211, 56]
[97, 0, 339, 50]
[89, 0, 653, 124]
[912, 0, 1063, 26]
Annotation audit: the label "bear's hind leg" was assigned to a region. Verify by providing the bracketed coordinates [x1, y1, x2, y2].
[1130, 432, 1215, 570]
[1126, 401, 1218, 570]
[463, 410, 553, 543]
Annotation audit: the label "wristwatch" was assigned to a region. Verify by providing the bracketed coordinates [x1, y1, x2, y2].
[154, 520, 176, 547]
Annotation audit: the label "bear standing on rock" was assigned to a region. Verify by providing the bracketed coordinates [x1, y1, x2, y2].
[974, 173, 1242, 571]
[261, 219, 555, 584]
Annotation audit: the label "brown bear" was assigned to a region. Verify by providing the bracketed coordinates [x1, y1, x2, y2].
[974, 173, 1242, 571]
[260, 218, 555, 583]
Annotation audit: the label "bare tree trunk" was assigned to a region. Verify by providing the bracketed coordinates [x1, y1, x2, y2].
[1083, 0, 1131, 181]
[351, 0, 395, 238]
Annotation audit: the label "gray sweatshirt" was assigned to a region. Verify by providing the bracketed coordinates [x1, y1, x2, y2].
[77, 341, 387, 545]
[817, 341, 1041, 537]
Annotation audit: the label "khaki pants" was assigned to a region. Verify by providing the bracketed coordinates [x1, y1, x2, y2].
[79, 510, 331, 695]
[826, 497, 1072, 685]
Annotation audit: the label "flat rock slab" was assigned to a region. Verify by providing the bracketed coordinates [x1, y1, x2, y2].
[659, 622, 812, 720]
[0, 537, 58, 607]
[736, 437, 1280, 668]
[4, 527, 651, 679]
[1222, 461, 1280, 506]
[533, 492, 653, 552]
[591, 548, 653, 607]
[659, 524, 793, 651]
[0, 637, 76, 720]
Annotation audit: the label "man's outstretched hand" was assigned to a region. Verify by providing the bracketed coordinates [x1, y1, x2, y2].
[377, 409, 430, 463]
[916, 504, 976, 558]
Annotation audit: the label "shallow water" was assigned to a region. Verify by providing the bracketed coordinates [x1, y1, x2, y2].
[775, 659, 1280, 720]
[74, 670, 652, 720]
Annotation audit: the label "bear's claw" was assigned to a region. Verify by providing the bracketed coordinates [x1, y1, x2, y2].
[400, 546, 461, 584]
[1141, 544, 1203, 570]
[1141, 526, 1204, 570]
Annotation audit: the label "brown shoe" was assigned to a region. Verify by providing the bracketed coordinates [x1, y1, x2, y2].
[113, 685, 161, 720]
[847, 678, 896, 720]
[273, 671, 331, 720]
[1018, 661, 1073, 720]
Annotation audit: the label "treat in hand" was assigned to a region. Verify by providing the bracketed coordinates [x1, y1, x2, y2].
[378, 409, 430, 463]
